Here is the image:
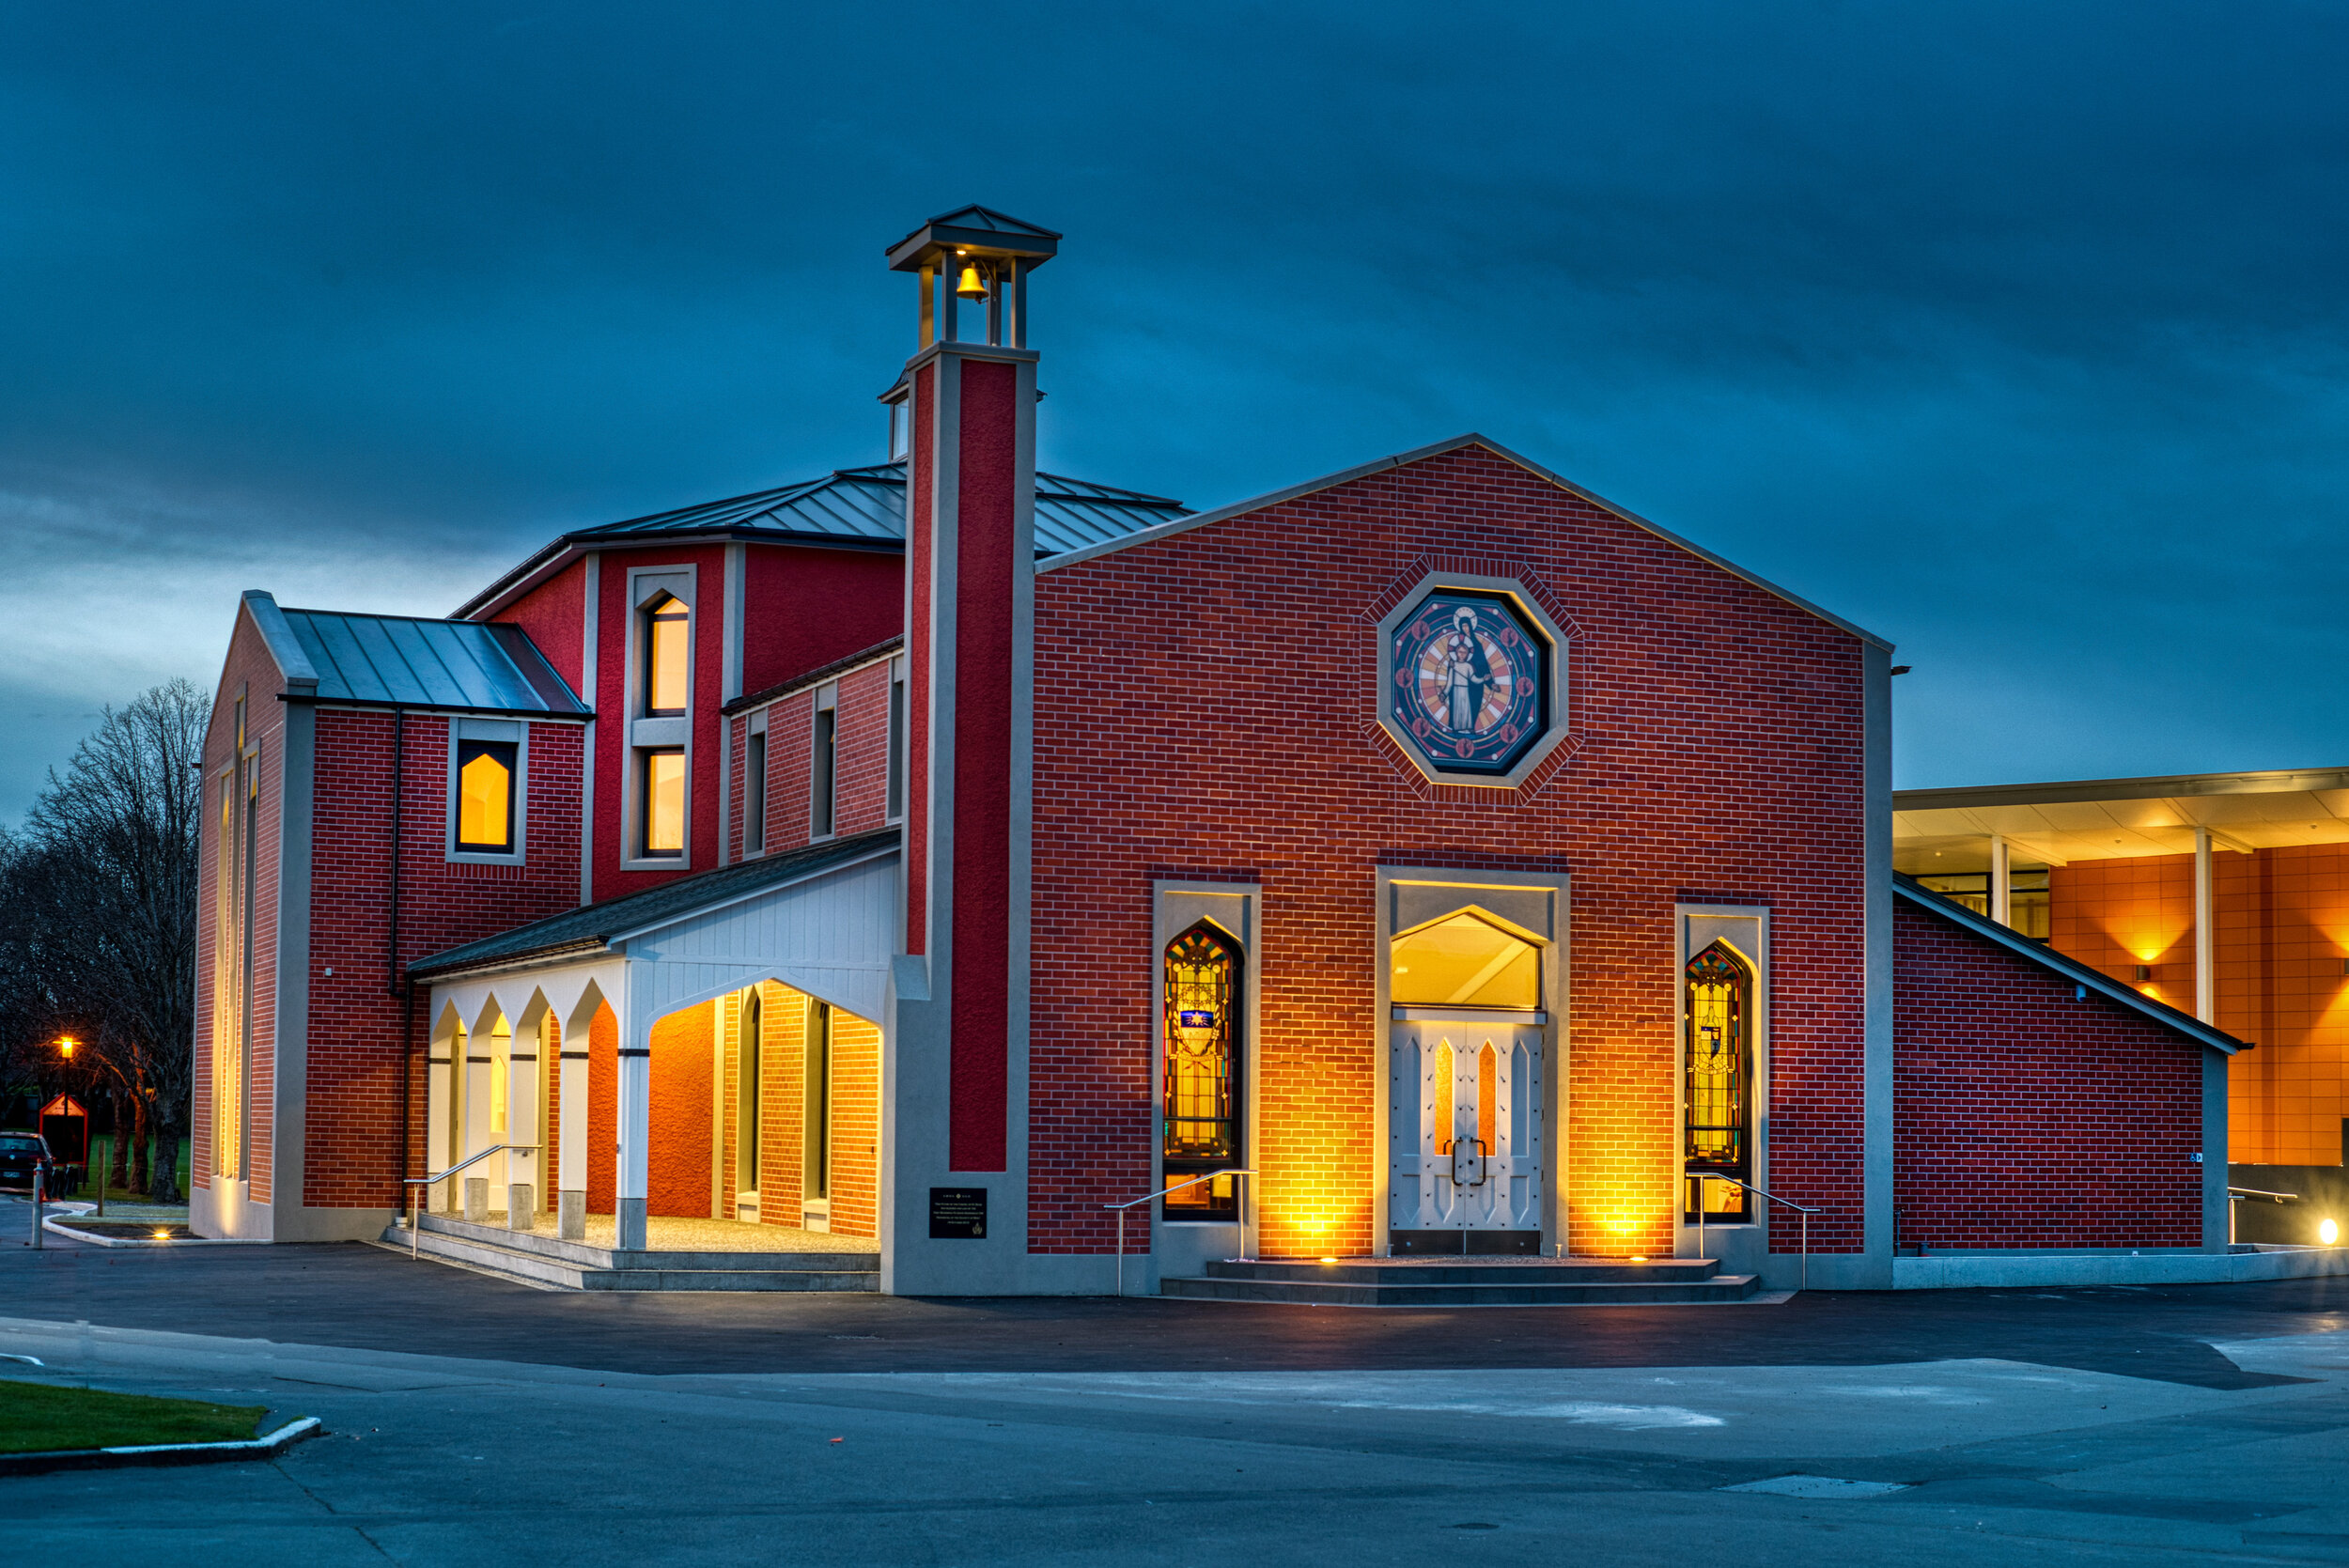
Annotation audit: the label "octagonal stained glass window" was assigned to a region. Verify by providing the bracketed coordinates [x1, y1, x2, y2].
[1385, 589, 1551, 777]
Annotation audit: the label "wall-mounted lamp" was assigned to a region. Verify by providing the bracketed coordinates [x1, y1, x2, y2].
[2134, 965, 2154, 983]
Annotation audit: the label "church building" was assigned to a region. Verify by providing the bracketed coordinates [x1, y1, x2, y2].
[190, 208, 2318, 1297]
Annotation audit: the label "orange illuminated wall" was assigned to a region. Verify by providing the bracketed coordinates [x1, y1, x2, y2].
[713, 981, 881, 1241]
[647, 1001, 714, 1218]
[2049, 845, 2349, 1166]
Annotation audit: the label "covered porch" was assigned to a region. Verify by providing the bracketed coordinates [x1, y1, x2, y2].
[400, 831, 898, 1281]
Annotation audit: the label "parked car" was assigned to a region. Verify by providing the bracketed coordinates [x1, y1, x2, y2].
[0, 1130, 53, 1193]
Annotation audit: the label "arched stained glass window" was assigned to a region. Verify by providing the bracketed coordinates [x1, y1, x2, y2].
[1684, 941, 1753, 1222]
[1162, 922, 1241, 1222]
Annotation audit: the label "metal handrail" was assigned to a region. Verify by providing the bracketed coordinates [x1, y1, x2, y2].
[1692, 1172, 1816, 1293]
[2227, 1185, 2303, 1246]
[1105, 1168, 1253, 1297]
[403, 1144, 538, 1259]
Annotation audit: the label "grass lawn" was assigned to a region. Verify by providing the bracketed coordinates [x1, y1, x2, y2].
[0, 1378, 268, 1453]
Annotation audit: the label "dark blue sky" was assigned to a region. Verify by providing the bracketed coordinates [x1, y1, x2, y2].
[8, 3, 2348, 818]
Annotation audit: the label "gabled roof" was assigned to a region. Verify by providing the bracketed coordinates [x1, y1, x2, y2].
[1893, 873, 2248, 1055]
[1038, 433, 1892, 651]
[407, 828, 899, 981]
[454, 461, 1189, 620]
[250, 592, 588, 717]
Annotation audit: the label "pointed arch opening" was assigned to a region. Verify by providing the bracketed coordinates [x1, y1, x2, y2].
[1684, 940, 1754, 1222]
[1162, 920, 1242, 1221]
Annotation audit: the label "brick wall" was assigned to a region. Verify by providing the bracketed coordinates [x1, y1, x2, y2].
[726, 655, 896, 862]
[194, 608, 292, 1204]
[1894, 898, 2204, 1248]
[1028, 443, 1874, 1260]
[308, 710, 583, 1210]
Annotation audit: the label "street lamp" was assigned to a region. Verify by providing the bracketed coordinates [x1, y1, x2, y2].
[54, 1034, 76, 1061]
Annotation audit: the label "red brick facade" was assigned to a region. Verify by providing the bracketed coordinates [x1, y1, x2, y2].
[1029, 444, 1873, 1261]
[1893, 899, 2204, 1248]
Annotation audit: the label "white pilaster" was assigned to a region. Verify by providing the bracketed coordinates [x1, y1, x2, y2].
[1988, 833, 2012, 928]
[508, 1017, 542, 1229]
[425, 1036, 453, 1215]
[615, 964, 649, 1250]
[557, 1003, 591, 1240]
[2195, 827, 2216, 1024]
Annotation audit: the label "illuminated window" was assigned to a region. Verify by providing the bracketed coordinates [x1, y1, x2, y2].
[645, 595, 689, 716]
[1684, 941, 1753, 1222]
[456, 740, 517, 853]
[643, 749, 685, 858]
[1391, 912, 1539, 1009]
[1162, 923, 1241, 1222]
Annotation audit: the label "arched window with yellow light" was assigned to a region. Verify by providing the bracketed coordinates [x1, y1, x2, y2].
[1684, 940, 1754, 1222]
[1162, 921, 1242, 1223]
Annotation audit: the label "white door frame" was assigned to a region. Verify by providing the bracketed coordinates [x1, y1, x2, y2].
[1374, 865, 1569, 1257]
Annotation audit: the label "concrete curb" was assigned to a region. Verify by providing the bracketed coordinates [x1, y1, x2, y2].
[0, 1416, 323, 1475]
[39, 1215, 267, 1248]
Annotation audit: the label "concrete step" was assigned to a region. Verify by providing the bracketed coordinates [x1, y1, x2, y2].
[1161, 1257, 1761, 1306]
[382, 1217, 879, 1293]
[1204, 1257, 1724, 1287]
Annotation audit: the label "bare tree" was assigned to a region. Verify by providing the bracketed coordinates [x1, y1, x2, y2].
[4, 682, 205, 1201]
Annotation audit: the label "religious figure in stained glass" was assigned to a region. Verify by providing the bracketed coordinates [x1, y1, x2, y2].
[1386, 589, 1548, 776]
[1162, 922, 1241, 1222]
[1684, 941, 1753, 1222]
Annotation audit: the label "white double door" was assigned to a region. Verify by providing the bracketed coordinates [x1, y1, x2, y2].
[1389, 1016, 1544, 1234]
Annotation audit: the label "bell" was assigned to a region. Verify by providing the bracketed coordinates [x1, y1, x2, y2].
[955, 261, 989, 301]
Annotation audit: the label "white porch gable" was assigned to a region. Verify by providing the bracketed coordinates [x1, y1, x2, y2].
[408, 830, 900, 1250]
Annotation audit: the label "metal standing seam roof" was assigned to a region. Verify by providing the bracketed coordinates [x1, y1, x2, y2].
[406, 828, 899, 980]
[558, 461, 1190, 558]
[278, 608, 589, 716]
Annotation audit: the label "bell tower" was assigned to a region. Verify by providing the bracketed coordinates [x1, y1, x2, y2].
[882, 205, 1057, 1293]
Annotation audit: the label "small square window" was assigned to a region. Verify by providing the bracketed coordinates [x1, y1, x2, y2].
[456, 739, 518, 854]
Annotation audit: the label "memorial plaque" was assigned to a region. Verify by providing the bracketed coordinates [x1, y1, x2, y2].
[928, 1187, 988, 1239]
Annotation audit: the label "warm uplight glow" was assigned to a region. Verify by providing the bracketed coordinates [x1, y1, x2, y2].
[151, 1228, 169, 1240]
[1320, 1256, 1337, 1264]
[2324, 1219, 2341, 1246]
[1629, 1255, 1648, 1262]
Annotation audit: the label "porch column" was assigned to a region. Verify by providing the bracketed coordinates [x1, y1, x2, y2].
[1988, 833, 2012, 927]
[425, 1027, 454, 1215]
[556, 1014, 589, 1241]
[507, 1019, 541, 1230]
[2195, 828, 2216, 1024]
[614, 981, 649, 1250]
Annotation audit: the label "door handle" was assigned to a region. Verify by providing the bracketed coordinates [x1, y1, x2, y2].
[1450, 1137, 1489, 1187]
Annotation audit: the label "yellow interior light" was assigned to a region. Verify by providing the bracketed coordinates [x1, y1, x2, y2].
[956, 262, 988, 301]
